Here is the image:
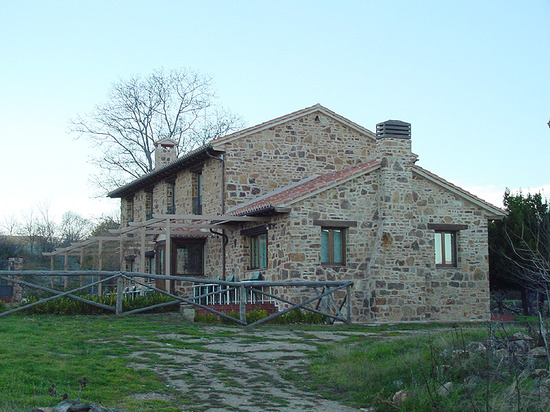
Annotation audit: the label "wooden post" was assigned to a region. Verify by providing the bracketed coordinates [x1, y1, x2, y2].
[63, 253, 68, 289]
[50, 256, 54, 288]
[165, 218, 171, 292]
[346, 284, 352, 324]
[79, 247, 84, 288]
[239, 284, 246, 324]
[140, 227, 146, 273]
[119, 236, 125, 271]
[98, 240, 103, 271]
[116, 275, 124, 316]
[97, 240, 103, 296]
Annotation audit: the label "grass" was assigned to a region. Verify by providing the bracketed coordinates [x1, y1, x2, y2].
[306, 322, 550, 411]
[4, 313, 548, 412]
[0, 313, 198, 411]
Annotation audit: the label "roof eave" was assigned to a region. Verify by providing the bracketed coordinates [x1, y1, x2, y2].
[108, 145, 223, 198]
[412, 166, 506, 219]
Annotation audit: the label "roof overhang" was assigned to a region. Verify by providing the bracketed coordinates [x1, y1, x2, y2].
[413, 166, 506, 220]
[108, 145, 224, 198]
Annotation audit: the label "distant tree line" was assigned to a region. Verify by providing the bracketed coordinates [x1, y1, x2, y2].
[490, 190, 550, 315]
[0, 205, 119, 269]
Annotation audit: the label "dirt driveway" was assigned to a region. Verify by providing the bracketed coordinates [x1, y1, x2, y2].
[125, 325, 370, 411]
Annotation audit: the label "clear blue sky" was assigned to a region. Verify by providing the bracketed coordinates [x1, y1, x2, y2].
[1, 0, 549, 223]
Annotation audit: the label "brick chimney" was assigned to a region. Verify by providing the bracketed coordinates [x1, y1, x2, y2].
[154, 138, 178, 169]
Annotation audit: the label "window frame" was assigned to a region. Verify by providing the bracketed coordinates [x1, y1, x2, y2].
[320, 227, 346, 266]
[145, 190, 153, 220]
[166, 181, 176, 214]
[250, 233, 267, 270]
[434, 230, 457, 267]
[428, 224, 467, 268]
[241, 226, 269, 270]
[192, 170, 203, 215]
[125, 197, 134, 224]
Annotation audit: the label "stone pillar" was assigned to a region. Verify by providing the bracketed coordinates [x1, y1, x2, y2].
[368, 120, 426, 321]
[8, 258, 24, 302]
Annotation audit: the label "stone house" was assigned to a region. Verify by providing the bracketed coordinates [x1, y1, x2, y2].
[108, 104, 505, 323]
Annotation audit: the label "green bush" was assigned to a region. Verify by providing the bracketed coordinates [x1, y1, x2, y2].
[0, 300, 6, 313]
[194, 311, 218, 324]
[246, 308, 268, 323]
[15, 292, 179, 315]
[193, 307, 326, 325]
[275, 308, 326, 324]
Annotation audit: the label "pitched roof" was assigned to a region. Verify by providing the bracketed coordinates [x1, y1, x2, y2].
[412, 165, 506, 219]
[108, 104, 375, 198]
[211, 103, 376, 148]
[108, 145, 221, 198]
[227, 160, 381, 216]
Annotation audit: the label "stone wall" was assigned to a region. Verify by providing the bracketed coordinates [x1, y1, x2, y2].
[113, 109, 495, 323]
[222, 113, 376, 208]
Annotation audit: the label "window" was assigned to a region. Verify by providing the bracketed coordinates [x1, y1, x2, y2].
[192, 171, 202, 215]
[175, 242, 204, 275]
[250, 233, 267, 269]
[321, 228, 345, 265]
[126, 197, 134, 224]
[145, 191, 153, 220]
[428, 223, 466, 268]
[434, 231, 457, 267]
[167, 182, 175, 214]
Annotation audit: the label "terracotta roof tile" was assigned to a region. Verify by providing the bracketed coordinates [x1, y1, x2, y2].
[227, 160, 381, 216]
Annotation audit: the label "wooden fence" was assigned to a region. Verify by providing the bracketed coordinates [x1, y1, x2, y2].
[0, 270, 353, 326]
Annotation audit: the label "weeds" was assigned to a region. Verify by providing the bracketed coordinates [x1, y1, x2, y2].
[308, 322, 550, 411]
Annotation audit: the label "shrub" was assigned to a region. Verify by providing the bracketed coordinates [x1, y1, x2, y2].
[15, 292, 179, 315]
[194, 311, 218, 324]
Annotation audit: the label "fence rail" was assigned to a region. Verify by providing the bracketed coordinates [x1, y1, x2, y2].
[0, 270, 353, 326]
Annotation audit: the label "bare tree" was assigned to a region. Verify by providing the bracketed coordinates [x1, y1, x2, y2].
[70, 68, 244, 192]
[1, 216, 20, 236]
[59, 211, 93, 246]
[35, 202, 58, 253]
[19, 210, 39, 255]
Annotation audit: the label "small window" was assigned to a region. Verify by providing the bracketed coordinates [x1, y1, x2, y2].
[167, 182, 175, 214]
[321, 228, 345, 265]
[145, 191, 153, 220]
[192, 171, 202, 215]
[126, 198, 134, 224]
[435, 231, 457, 267]
[250, 233, 267, 269]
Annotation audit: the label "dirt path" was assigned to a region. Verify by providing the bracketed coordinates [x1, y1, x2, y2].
[125, 326, 373, 411]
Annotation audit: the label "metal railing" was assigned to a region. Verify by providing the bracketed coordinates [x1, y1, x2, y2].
[0, 270, 353, 326]
[193, 283, 274, 305]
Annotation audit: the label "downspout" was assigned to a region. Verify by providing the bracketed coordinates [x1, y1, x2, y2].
[206, 148, 227, 279]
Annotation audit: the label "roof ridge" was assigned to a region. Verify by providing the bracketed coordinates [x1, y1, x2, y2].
[211, 104, 376, 146]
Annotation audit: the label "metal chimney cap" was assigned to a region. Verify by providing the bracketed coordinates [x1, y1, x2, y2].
[376, 120, 411, 139]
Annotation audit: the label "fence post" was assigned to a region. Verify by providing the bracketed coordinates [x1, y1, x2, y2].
[239, 284, 246, 324]
[346, 284, 352, 324]
[116, 274, 124, 316]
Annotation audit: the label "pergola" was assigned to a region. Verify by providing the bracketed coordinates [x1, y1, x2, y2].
[43, 213, 268, 284]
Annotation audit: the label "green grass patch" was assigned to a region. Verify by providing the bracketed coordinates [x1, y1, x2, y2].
[306, 324, 550, 411]
[0, 314, 200, 411]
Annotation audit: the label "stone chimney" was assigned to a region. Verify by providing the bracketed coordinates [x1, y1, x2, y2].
[154, 138, 178, 169]
[368, 120, 426, 322]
